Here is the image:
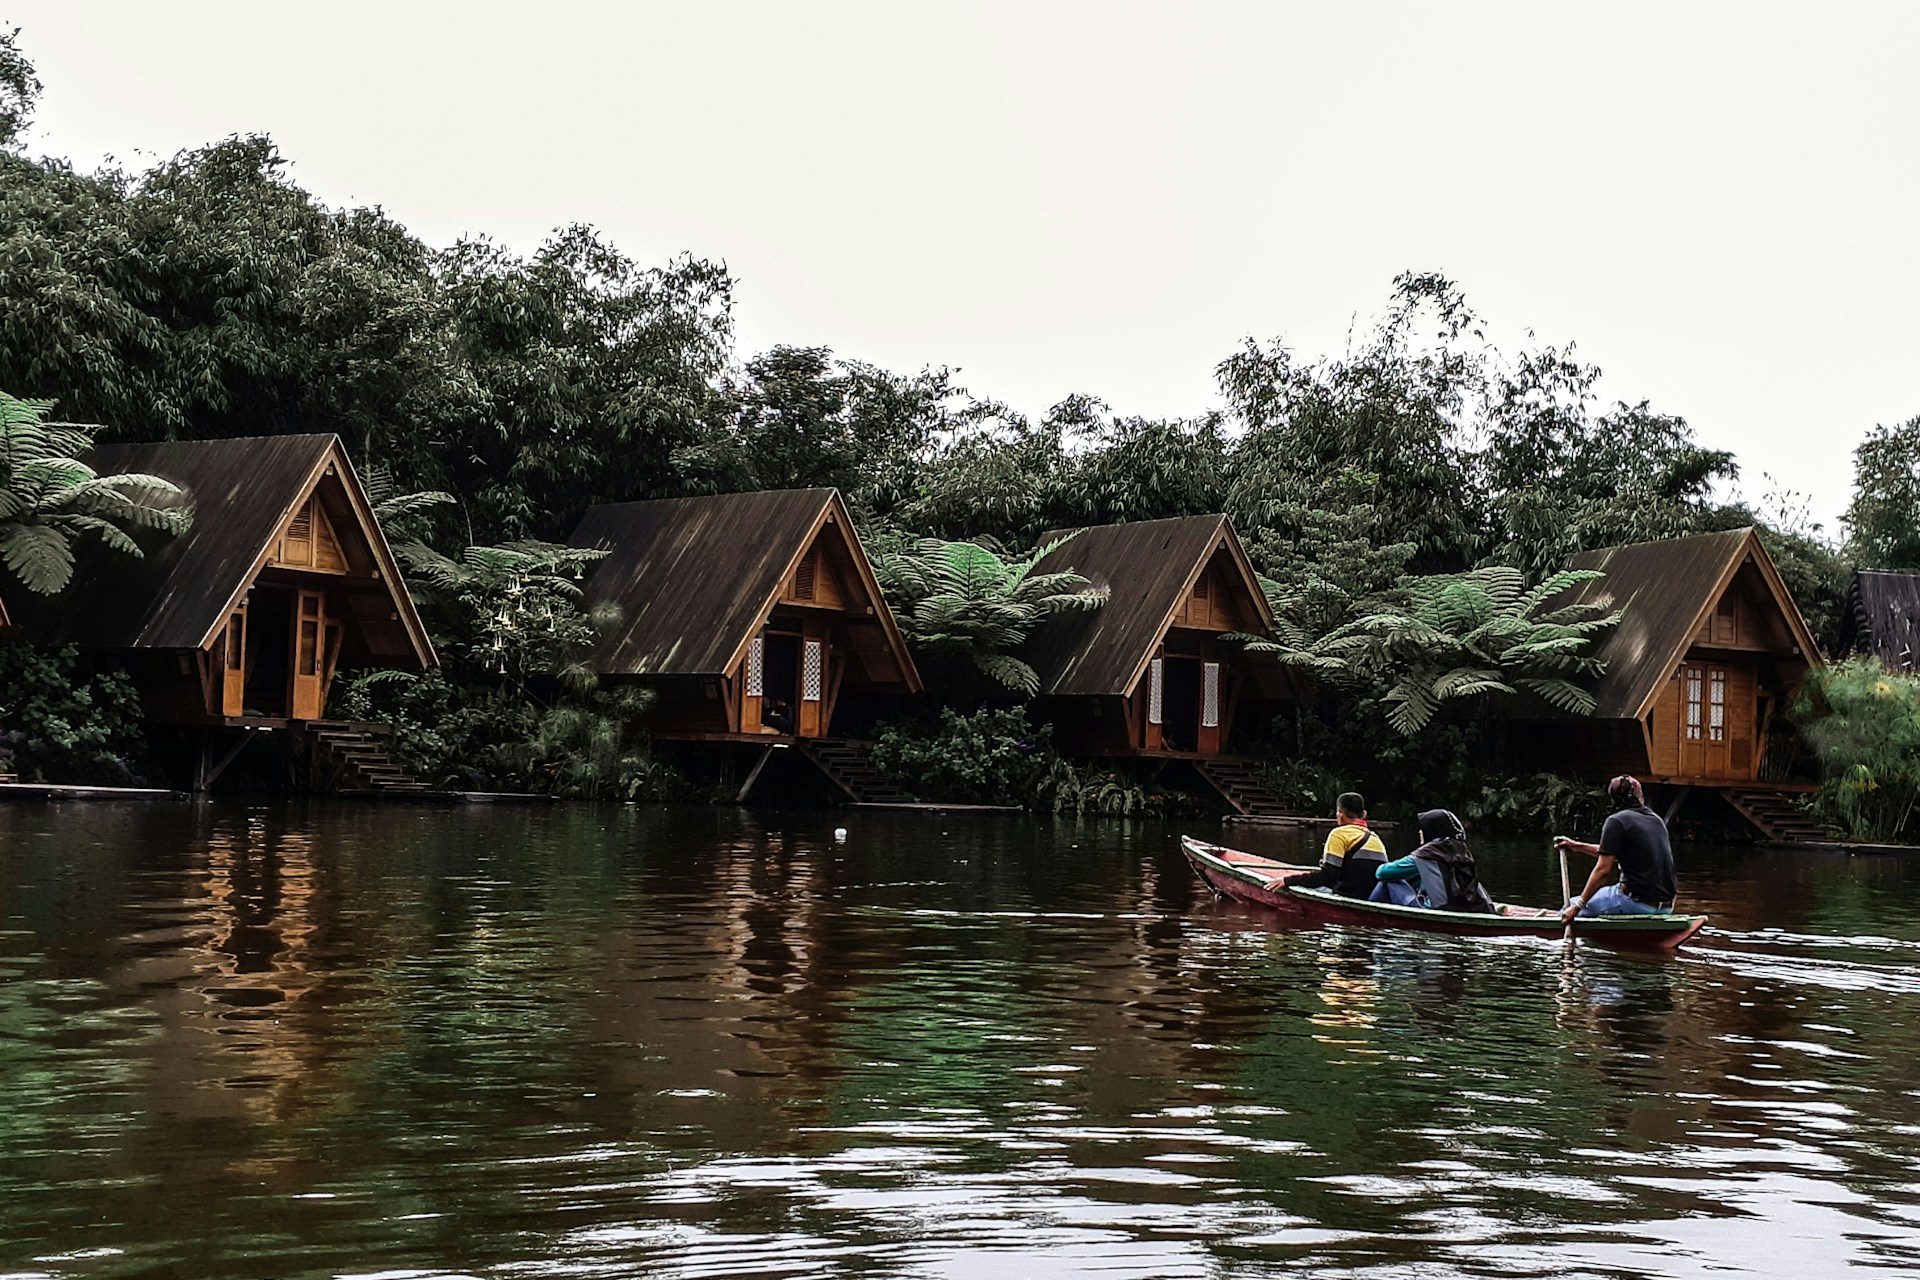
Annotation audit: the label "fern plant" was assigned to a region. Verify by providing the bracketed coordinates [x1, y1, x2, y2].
[0, 391, 188, 594]
[1227, 573, 1377, 678]
[1350, 565, 1620, 735]
[875, 533, 1107, 695]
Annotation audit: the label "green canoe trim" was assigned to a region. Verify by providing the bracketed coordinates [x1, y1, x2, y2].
[1285, 885, 1705, 932]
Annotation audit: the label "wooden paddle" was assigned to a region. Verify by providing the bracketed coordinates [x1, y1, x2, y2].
[1558, 842, 1577, 949]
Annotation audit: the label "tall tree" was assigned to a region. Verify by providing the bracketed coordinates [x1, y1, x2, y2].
[1845, 416, 1920, 570]
[0, 25, 39, 149]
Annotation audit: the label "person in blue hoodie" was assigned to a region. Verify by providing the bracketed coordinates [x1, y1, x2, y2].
[1370, 809, 1496, 913]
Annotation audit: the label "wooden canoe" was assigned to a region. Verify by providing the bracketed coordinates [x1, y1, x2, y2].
[1181, 836, 1708, 952]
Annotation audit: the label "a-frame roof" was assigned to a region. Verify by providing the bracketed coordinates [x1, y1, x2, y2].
[1841, 570, 1920, 671]
[15, 434, 434, 664]
[570, 487, 921, 688]
[1025, 514, 1277, 698]
[1559, 526, 1821, 720]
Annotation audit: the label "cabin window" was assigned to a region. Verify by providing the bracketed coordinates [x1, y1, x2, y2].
[285, 503, 314, 564]
[794, 551, 817, 602]
[273, 497, 347, 571]
[802, 639, 824, 702]
[1709, 668, 1727, 741]
[746, 637, 764, 697]
[1202, 661, 1221, 728]
[1684, 668, 1703, 741]
[1147, 658, 1164, 726]
[1712, 596, 1738, 646]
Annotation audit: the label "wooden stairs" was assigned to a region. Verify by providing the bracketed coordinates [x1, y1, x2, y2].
[1723, 787, 1828, 844]
[300, 721, 429, 795]
[795, 738, 915, 805]
[1194, 757, 1299, 818]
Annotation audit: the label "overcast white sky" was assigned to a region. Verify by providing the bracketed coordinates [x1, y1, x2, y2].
[9, 2, 1919, 534]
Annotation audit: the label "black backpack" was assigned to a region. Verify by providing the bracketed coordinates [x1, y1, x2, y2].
[1415, 840, 1496, 914]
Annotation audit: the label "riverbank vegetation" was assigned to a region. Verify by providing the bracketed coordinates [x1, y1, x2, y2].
[1796, 659, 1920, 843]
[0, 31, 1915, 826]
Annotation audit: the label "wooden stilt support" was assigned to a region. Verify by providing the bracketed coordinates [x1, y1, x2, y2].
[199, 731, 256, 792]
[1663, 786, 1689, 825]
[737, 744, 777, 803]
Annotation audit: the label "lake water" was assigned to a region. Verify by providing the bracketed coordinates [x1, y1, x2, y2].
[3, 801, 1920, 1279]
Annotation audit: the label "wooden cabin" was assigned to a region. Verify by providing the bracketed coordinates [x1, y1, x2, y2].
[1504, 528, 1822, 836]
[571, 489, 921, 749]
[1838, 570, 1920, 672]
[18, 435, 434, 728]
[1024, 515, 1289, 761]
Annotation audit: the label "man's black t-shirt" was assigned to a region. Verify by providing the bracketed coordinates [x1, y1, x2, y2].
[1599, 805, 1678, 905]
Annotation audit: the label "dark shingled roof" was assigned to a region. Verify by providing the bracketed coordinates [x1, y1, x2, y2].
[571, 488, 917, 683]
[1841, 570, 1920, 671]
[1025, 515, 1274, 698]
[20, 435, 370, 652]
[1557, 527, 1815, 720]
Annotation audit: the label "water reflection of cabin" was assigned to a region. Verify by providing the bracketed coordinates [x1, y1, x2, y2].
[571, 488, 921, 799]
[1505, 527, 1824, 841]
[24, 435, 435, 788]
[1024, 515, 1297, 814]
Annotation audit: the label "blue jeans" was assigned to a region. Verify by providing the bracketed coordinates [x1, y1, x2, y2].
[1370, 880, 1425, 907]
[1580, 884, 1667, 916]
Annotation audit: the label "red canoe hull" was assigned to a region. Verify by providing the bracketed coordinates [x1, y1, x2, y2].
[1182, 836, 1707, 953]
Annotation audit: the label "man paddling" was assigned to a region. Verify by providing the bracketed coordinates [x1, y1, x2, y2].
[1293, 791, 1388, 899]
[1555, 776, 1678, 921]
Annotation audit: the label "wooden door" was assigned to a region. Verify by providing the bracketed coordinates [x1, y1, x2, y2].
[1196, 660, 1223, 755]
[1677, 661, 1734, 779]
[797, 635, 826, 737]
[290, 589, 326, 720]
[220, 605, 247, 717]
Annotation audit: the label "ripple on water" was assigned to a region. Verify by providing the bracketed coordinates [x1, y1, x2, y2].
[3, 807, 1920, 1278]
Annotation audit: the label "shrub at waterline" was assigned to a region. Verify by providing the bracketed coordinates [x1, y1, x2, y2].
[869, 706, 1198, 816]
[0, 636, 148, 784]
[1794, 658, 1920, 844]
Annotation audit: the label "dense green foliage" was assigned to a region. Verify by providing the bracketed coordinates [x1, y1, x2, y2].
[1795, 658, 1920, 843]
[335, 532, 669, 799]
[0, 636, 146, 783]
[0, 36, 1910, 823]
[1845, 416, 1920, 572]
[870, 707, 1058, 807]
[869, 706, 1194, 816]
[0, 391, 187, 594]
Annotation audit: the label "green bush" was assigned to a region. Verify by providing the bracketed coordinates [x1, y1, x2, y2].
[1794, 658, 1920, 843]
[1038, 758, 1199, 818]
[1466, 773, 1609, 835]
[870, 706, 1055, 806]
[333, 670, 675, 801]
[870, 706, 1198, 816]
[0, 636, 147, 783]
